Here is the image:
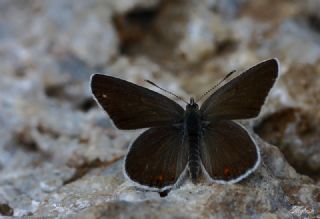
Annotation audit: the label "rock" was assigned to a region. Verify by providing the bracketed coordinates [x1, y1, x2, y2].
[0, 0, 319, 218]
[33, 139, 319, 218]
[0, 203, 14, 216]
[255, 107, 320, 180]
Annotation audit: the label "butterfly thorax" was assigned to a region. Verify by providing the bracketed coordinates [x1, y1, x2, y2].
[185, 98, 202, 183]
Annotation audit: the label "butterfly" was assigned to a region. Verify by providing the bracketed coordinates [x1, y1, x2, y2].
[90, 59, 279, 192]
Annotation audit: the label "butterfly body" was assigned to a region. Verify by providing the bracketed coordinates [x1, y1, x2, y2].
[91, 59, 279, 191]
[184, 98, 202, 183]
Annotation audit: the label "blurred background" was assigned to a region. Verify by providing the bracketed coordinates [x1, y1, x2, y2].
[0, 0, 319, 217]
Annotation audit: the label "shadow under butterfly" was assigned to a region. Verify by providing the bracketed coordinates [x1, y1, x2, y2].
[90, 59, 279, 192]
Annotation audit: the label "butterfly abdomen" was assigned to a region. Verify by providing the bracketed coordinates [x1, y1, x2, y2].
[185, 107, 202, 183]
[188, 133, 201, 183]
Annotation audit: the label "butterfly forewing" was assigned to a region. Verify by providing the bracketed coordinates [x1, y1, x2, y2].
[125, 126, 188, 190]
[91, 74, 184, 130]
[200, 59, 279, 121]
[200, 120, 259, 183]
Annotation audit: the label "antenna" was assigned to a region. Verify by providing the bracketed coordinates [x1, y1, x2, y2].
[197, 70, 236, 102]
[145, 80, 188, 104]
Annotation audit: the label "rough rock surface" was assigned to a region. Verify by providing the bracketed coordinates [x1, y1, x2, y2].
[0, 0, 319, 218]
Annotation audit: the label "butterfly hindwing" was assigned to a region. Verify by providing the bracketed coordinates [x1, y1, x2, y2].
[124, 126, 188, 191]
[200, 120, 260, 183]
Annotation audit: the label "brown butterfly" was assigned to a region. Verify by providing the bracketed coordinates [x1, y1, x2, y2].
[91, 59, 279, 191]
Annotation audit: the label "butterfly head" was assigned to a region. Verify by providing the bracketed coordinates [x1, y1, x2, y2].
[186, 97, 199, 111]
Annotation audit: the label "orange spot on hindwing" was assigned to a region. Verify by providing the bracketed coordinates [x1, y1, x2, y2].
[224, 167, 231, 177]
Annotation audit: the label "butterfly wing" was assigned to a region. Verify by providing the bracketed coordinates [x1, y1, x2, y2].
[200, 59, 279, 121]
[91, 74, 184, 130]
[124, 126, 188, 191]
[200, 120, 260, 183]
